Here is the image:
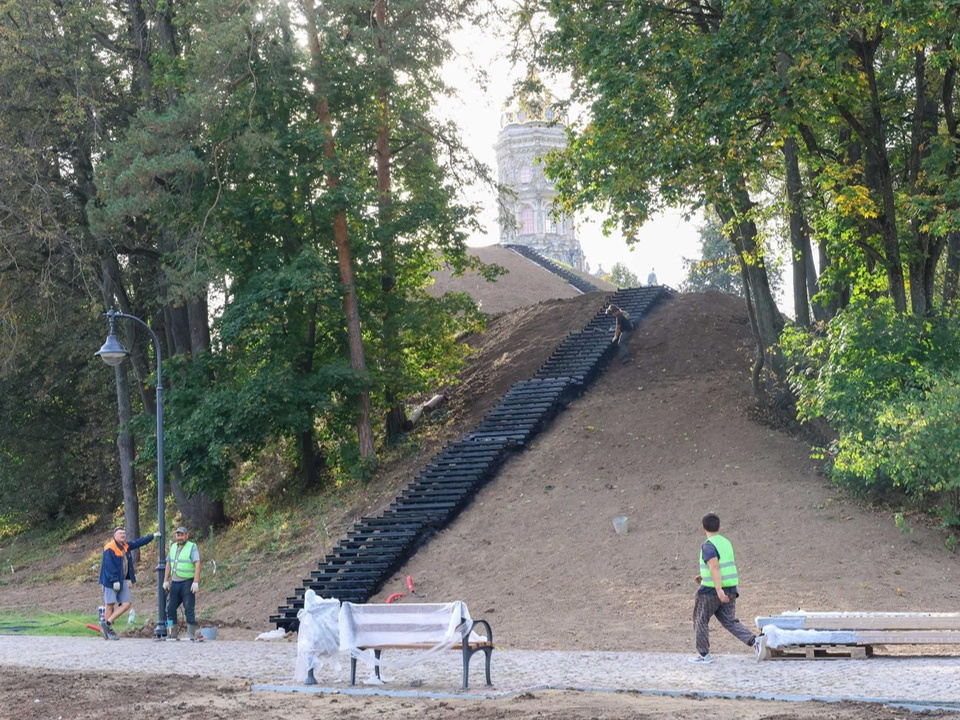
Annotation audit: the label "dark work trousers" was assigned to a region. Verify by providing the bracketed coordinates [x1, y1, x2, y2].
[617, 329, 633, 361]
[166, 579, 196, 625]
[693, 590, 755, 656]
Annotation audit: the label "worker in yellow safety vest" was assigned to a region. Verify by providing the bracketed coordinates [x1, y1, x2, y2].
[690, 513, 761, 664]
[163, 526, 201, 640]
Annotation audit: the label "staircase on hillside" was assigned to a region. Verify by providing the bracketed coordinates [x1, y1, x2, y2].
[269, 286, 670, 631]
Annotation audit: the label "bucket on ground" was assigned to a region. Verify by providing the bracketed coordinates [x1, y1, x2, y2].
[612, 516, 629, 535]
[199, 626, 218, 641]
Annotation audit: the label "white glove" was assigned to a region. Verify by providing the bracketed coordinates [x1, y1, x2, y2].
[153, 531, 161, 539]
[112, 581, 120, 592]
[190, 582, 199, 594]
[163, 580, 170, 592]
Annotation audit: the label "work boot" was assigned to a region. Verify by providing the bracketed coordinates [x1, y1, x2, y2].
[106, 622, 119, 640]
[187, 624, 198, 641]
[99, 619, 110, 641]
[168, 623, 180, 640]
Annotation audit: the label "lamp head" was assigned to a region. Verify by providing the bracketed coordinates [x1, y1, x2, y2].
[96, 311, 130, 366]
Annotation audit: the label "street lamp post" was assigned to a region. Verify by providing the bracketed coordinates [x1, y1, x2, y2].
[96, 308, 167, 639]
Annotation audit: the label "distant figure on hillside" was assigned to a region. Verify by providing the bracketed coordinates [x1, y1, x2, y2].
[690, 513, 762, 664]
[647, 268, 658, 285]
[605, 304, 634, 365]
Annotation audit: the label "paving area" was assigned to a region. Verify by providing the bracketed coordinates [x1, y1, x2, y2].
[1, 636, 959, 712]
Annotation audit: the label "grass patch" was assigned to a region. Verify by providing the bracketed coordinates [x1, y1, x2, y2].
[0, 607, 155, 637]
[0, 608, 105, 637]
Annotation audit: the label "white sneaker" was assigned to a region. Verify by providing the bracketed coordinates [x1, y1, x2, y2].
[689, 653, 713, 664]
[754, 634, 766, 662]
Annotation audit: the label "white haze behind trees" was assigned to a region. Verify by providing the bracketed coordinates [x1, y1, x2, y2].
[437, 13, 798, 310]
[436, 15, 701, 290]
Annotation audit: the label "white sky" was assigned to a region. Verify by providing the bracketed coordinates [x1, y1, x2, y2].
[439, 17, 703, 290]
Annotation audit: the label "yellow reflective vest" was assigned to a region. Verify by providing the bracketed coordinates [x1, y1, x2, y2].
[699, 533, 739, 588]
[168, 540, 198, 580]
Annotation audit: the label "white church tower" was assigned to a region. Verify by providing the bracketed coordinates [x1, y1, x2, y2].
[495, 84, 586, 271]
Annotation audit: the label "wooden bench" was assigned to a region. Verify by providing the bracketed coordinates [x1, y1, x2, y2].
[756, 611, 960, 660]
[338, 601, 493, 689]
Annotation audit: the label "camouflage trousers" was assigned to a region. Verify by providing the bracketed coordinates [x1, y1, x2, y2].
[693, 590, 756, 656]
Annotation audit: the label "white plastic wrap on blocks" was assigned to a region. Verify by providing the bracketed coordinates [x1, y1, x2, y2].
[339, 601, 477, 675]
[761, 625, 858, 649]
[294, 590, 342, 682]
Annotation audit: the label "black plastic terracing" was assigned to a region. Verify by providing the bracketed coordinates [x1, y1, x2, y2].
[270, 285, 670, 630]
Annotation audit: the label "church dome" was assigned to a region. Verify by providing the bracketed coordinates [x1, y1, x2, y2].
[500, 71, 567, 128]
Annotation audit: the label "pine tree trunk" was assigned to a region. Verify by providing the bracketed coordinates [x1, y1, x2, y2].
[101, 257, 141, 552]
[374, 0, 407, 442]
[114, 363, 142, 559]
[943, 231, 960, 306]
[304, 7, 376, 459]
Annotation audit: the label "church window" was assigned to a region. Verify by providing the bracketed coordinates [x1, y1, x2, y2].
[519, 206, 535, 234]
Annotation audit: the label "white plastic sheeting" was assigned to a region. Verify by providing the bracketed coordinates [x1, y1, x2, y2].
[339, 601, 478, 679]
[293, 590, 342, 682]
[760, 624, 857, 649]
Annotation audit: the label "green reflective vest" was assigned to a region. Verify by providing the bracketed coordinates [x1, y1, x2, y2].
[699, 533, 739, 588]
[168, 540, 198, 580]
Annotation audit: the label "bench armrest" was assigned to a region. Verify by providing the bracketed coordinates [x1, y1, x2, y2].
[465, 618, 493, 645]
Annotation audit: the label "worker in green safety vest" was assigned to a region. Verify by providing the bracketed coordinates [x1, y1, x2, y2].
[162, 525, 201, 640]
[690, 513, 761, 664]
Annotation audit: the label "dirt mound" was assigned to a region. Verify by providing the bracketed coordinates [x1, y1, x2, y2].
[427, 245, 616, 315]
[3, 291, 959, 660]
[368, 291, 960, 653]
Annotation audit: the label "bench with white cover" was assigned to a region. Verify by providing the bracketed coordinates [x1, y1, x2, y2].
[338, 601, 493, 689]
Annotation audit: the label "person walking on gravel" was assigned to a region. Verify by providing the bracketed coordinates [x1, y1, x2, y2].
[99, 526, 158, 640]
[163, 525, 201, 640]
[690, 513, 761, 663]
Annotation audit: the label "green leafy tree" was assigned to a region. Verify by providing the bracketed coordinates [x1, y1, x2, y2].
[682, 220, 744, 296]
[152, 0, 490, 494]
[531, 0, 788, 402]
[606, 262, 640, 289]
[0, 0, 142, 526]
[783, 297, 960, 527]
[0, 0, 492, 527]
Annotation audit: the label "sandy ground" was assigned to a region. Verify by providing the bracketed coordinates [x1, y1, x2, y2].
[2, 635, 959, 719]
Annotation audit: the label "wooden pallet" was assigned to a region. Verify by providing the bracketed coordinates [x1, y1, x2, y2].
[756, 612, 960, 661]
[767, 643, 872, 661]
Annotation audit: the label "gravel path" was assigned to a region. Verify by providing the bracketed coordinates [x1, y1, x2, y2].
[1, 636, 959, 712]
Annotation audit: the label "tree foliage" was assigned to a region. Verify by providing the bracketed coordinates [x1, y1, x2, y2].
[0, 0, 491, 530]
[783, 299, 960, 528]
[523, 0, 960, 526]
[606, 262, 640, 289]
[682, 219, 744, 296]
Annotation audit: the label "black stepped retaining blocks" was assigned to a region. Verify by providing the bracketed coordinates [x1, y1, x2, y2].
[269, 284, 672, 631]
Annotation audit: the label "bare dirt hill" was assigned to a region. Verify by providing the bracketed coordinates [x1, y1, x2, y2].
[3, 291, 959, 658]
[4, 289, 960, 720]
[427, 244, 616, 315]
[367, 291, 960, 655]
